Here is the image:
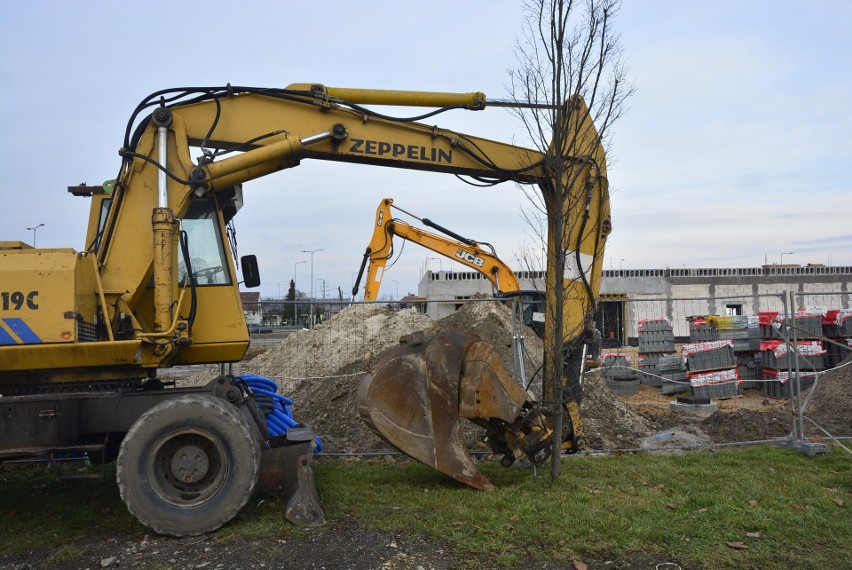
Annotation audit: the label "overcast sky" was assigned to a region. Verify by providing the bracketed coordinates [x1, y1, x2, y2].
[2, 1, 849, 301]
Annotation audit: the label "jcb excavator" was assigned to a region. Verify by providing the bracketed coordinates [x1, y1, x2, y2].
[0, 83, 610, 534]
[353, 197, 523, 300]
[352, 196, 547, 336]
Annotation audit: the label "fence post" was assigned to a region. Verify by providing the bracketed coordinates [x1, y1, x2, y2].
[776, 289, 830, 456]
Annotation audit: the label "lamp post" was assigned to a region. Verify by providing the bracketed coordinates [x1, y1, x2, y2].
[302, 249, 323, 328]
[780, 252, 794, 266]
[429, 257, 443, 272]
[294, 260, 306, 326]
[26, 223, 44, 247]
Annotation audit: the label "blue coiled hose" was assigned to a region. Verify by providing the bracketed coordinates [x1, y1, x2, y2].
[238, 374, 322, 453]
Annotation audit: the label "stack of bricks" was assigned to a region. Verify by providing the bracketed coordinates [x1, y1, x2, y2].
[637, 318, 675, 388]
[759, 339, 826, 399]
[708, 315, 751, 351]
[763, 370, 820, 399]
[759, 310, 823, 340]
[657, 354, 690, 395]
[708, 314, 759, 389]
[601, 353, 639, 396]
[688, 316, 718, 342]
[690, 315, 760, 389]
[823, 309, 852, 368]
[682, 340, 740, 399]
[759, 310, 826, 399]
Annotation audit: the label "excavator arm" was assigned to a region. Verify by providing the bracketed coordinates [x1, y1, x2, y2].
[89, 84, 607, 371]
[96, 85, 546, 345]
[353, 198, 522, 301]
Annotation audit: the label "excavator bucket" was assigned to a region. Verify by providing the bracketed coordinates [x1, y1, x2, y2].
[256, 432, 326, 526]
[357, 330, 530, 490]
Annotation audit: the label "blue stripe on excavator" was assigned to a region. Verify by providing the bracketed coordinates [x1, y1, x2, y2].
[0, 324, 16, 345]
[1, 318, 42, 344]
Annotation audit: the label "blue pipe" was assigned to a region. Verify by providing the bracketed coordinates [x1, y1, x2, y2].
[238, 374, 322, 452]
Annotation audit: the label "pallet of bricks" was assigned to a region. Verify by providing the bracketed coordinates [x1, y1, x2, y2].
[823, 309, 852, 368]
[758, 310, 826, 399]
[657, 354, 689, 395]
[707, 314, 761, 389]
[601, 352, 639, 396]
[681, 339, 741, 399]
[637, 318, 675, 390]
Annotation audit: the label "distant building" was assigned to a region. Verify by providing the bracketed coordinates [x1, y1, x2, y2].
[417, 265, 852, 344]
[239, 292, 262, 326]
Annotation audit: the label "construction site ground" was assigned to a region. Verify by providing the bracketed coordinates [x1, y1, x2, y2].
[3, 302, 848, 570]
[220, 302, 850, 454]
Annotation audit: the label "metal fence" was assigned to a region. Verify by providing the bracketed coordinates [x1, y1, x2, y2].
[602, 290, 851, 453]
[239, 291, 852, 403]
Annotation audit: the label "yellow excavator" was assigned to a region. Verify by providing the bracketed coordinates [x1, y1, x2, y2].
[0, 83, 610, 534]
[353, 197, 523, 300]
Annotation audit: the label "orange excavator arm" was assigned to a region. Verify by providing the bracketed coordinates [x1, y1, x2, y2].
[353, 198, 522, 301]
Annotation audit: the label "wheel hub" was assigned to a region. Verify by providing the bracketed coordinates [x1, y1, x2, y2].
[171, 444, 210, 484]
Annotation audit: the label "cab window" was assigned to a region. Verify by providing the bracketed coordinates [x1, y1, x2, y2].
[179, 200, 230, 286]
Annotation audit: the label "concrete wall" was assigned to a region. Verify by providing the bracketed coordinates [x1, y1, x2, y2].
[418, 266, 852, 328]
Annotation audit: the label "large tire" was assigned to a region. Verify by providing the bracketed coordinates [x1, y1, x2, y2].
[116, 394, 260, 537]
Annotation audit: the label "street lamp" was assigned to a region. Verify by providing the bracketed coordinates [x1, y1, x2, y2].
[26, 223, 44, 247]
[429, 257, 443, 272]
[302, 249, 323, 328]
[294, 260, 307, 326]
[780, 252, 794, 266]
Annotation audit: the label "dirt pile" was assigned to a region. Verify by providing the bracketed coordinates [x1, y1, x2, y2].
[244, 304, 435, 452]
[247, 304, 433, 391]
[580, 372, 654, 449]
[233, 301, 657, 454]
[700, 408, 791, 443]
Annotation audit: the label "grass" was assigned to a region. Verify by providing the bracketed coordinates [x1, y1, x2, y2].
[314, 446, 851, 568]
[0, 445, 849, 569]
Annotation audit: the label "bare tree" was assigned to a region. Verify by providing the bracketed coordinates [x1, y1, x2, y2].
[508, 0, 633, 479]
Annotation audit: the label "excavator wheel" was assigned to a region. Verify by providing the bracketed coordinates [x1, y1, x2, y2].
[116, 394, 261, 537]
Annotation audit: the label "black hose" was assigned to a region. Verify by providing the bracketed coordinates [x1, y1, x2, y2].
[179, 230, 198, 330]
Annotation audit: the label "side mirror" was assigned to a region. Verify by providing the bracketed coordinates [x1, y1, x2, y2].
[240, 255, 261, 288]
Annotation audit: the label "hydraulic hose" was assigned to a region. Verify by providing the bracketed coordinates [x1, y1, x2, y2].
[238, 374, 323, 452]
